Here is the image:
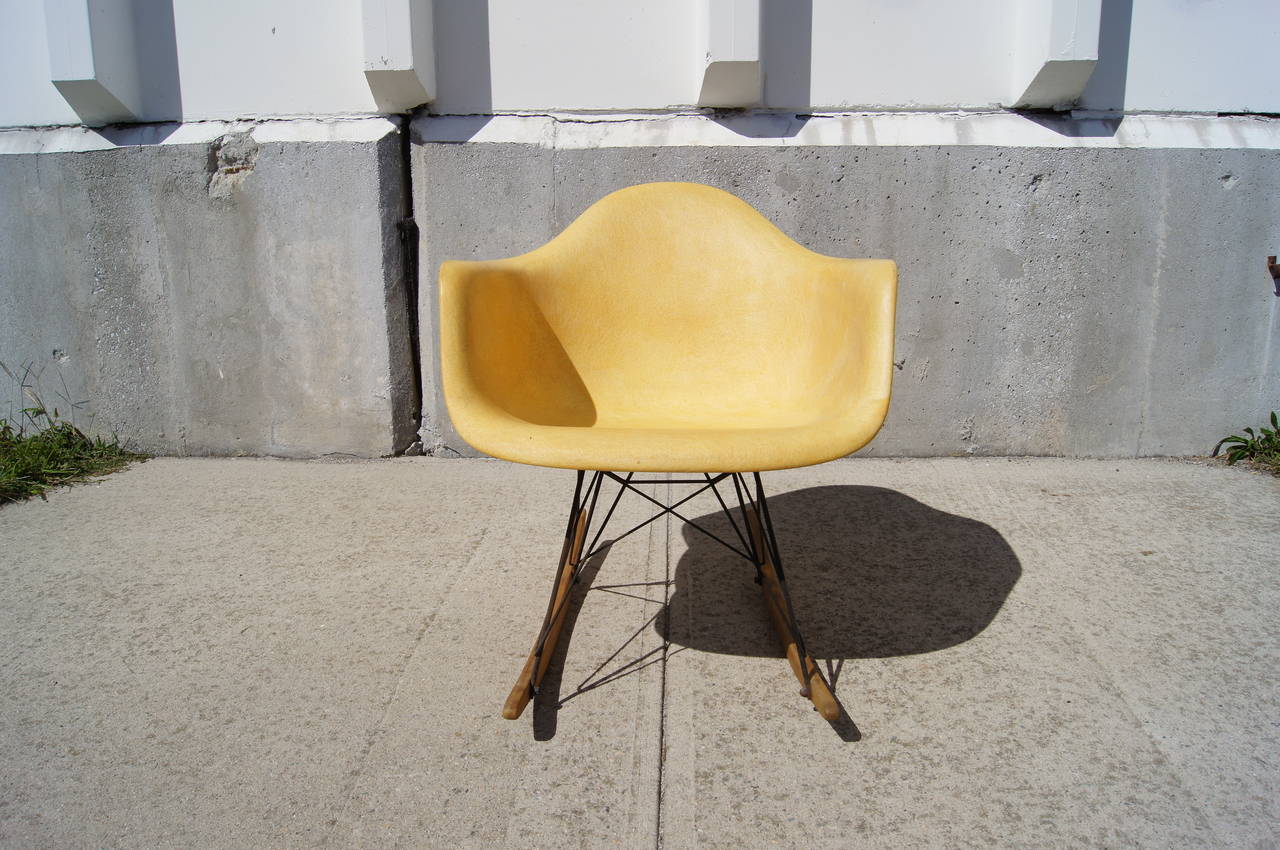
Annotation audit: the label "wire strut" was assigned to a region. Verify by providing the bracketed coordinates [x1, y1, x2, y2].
[510, 468, 838, 720]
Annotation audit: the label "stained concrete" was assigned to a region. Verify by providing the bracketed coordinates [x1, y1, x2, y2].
[7, 120, 1275, 460]
[412, 131, 1280, 458]
[0, 124, 417, 457]
[1, 457, 1277, 847]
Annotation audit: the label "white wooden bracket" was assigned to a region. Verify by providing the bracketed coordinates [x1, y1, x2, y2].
[44, 0, 143, 126]
[696, 0, 762, 108]
[362, 0, 436, 112]
[1008, 0, 1102, 111]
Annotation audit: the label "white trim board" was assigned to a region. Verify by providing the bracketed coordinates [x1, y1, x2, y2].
[4, 112, 1278, 155]
[417, 111, 1280, 151]
[0, 116, 398, 154]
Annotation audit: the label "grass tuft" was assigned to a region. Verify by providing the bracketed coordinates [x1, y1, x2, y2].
[1212, 411, 1280, 476]
[1, 362, 146, 504]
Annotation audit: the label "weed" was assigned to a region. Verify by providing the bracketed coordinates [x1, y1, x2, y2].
[1, 361, 146, 504]
[1212, 411, 1280, 475]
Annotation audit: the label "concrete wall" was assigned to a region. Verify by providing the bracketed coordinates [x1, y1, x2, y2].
[0, 119, 418, 457]
[413, 114, 1280, 458]
[3, 112, 1276, 460]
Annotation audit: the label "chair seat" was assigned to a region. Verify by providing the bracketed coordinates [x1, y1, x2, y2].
[445, 397, 891, 472]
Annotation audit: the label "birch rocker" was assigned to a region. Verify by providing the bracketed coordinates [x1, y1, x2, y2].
[438, 182, 897, 723]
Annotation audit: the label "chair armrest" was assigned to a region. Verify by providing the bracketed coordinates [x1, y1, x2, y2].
[439, 260, 596, 440]
[805, 257, 898, 412]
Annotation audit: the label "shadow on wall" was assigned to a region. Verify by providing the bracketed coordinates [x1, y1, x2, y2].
[1080, 0, 1133, 113]
[711, 0, 813, 139]
[429, 0, 491, 139]
[661, 486, 1021, 660]
[132, 0, 182, 119]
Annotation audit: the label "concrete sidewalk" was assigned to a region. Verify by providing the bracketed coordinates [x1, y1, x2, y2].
[1, 457, 1276, 848]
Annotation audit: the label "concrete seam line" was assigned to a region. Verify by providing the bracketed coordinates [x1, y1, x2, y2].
[411, 110, 1280, 151]
[322, 523, 492, 843]
[654, 477, 671, 850]
[393, 110, 425, 455]
[0, 116, 401, 154]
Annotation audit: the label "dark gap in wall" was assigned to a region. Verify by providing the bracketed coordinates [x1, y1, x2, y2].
[396, 111, 425, 454]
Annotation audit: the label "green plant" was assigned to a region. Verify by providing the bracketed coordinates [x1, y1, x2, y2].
[1212, 411, 1280, 474]
[1, 362, 146, 504]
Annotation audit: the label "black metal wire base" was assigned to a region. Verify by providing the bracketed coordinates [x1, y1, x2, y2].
[520, 470, 830, 711]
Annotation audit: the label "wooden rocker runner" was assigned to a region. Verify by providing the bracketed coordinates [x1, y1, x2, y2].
[438, 182, 897, 723]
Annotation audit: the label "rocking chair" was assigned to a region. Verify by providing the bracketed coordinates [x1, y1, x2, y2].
[438, 182, 897, 721]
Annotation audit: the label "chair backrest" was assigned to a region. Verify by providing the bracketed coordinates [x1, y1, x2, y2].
[445, 179, 896, 432]
[462, 182, 893, 429]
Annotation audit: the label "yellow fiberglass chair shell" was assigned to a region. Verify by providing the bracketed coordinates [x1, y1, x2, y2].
[439, 182, 897, 724]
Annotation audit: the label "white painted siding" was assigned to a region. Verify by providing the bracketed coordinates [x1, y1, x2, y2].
[0, 0, 1276, 128]
[802, 0, 1018, 110]
[172, 0, 379, 120]
[0, 1, 81, 126]
[1081, 0, 1279, 113]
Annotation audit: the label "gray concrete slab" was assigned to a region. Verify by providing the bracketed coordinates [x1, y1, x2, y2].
[411, 130, 1280, 458]
[660, 460, 1280, 847]
[326, 472, 667, 848]
[0, 458, 501, 847]
[0, 457, 1277, 848]
[0, 125, 417, 458]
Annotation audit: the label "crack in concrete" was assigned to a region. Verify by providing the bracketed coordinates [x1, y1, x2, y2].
[1133, 165, 1170, 454]
[654, 476, 672, 850]
[981, 470, 1224, 844]
[321, 525, 491, 846]
[1056, 603, 1225, 844]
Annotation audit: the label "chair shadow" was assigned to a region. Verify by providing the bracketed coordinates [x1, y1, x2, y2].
[662, 485, 1021, 658]
[532, 541, 613, 741]
[530, 484, 1021, 741]
[659, 485, 1022, 738]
